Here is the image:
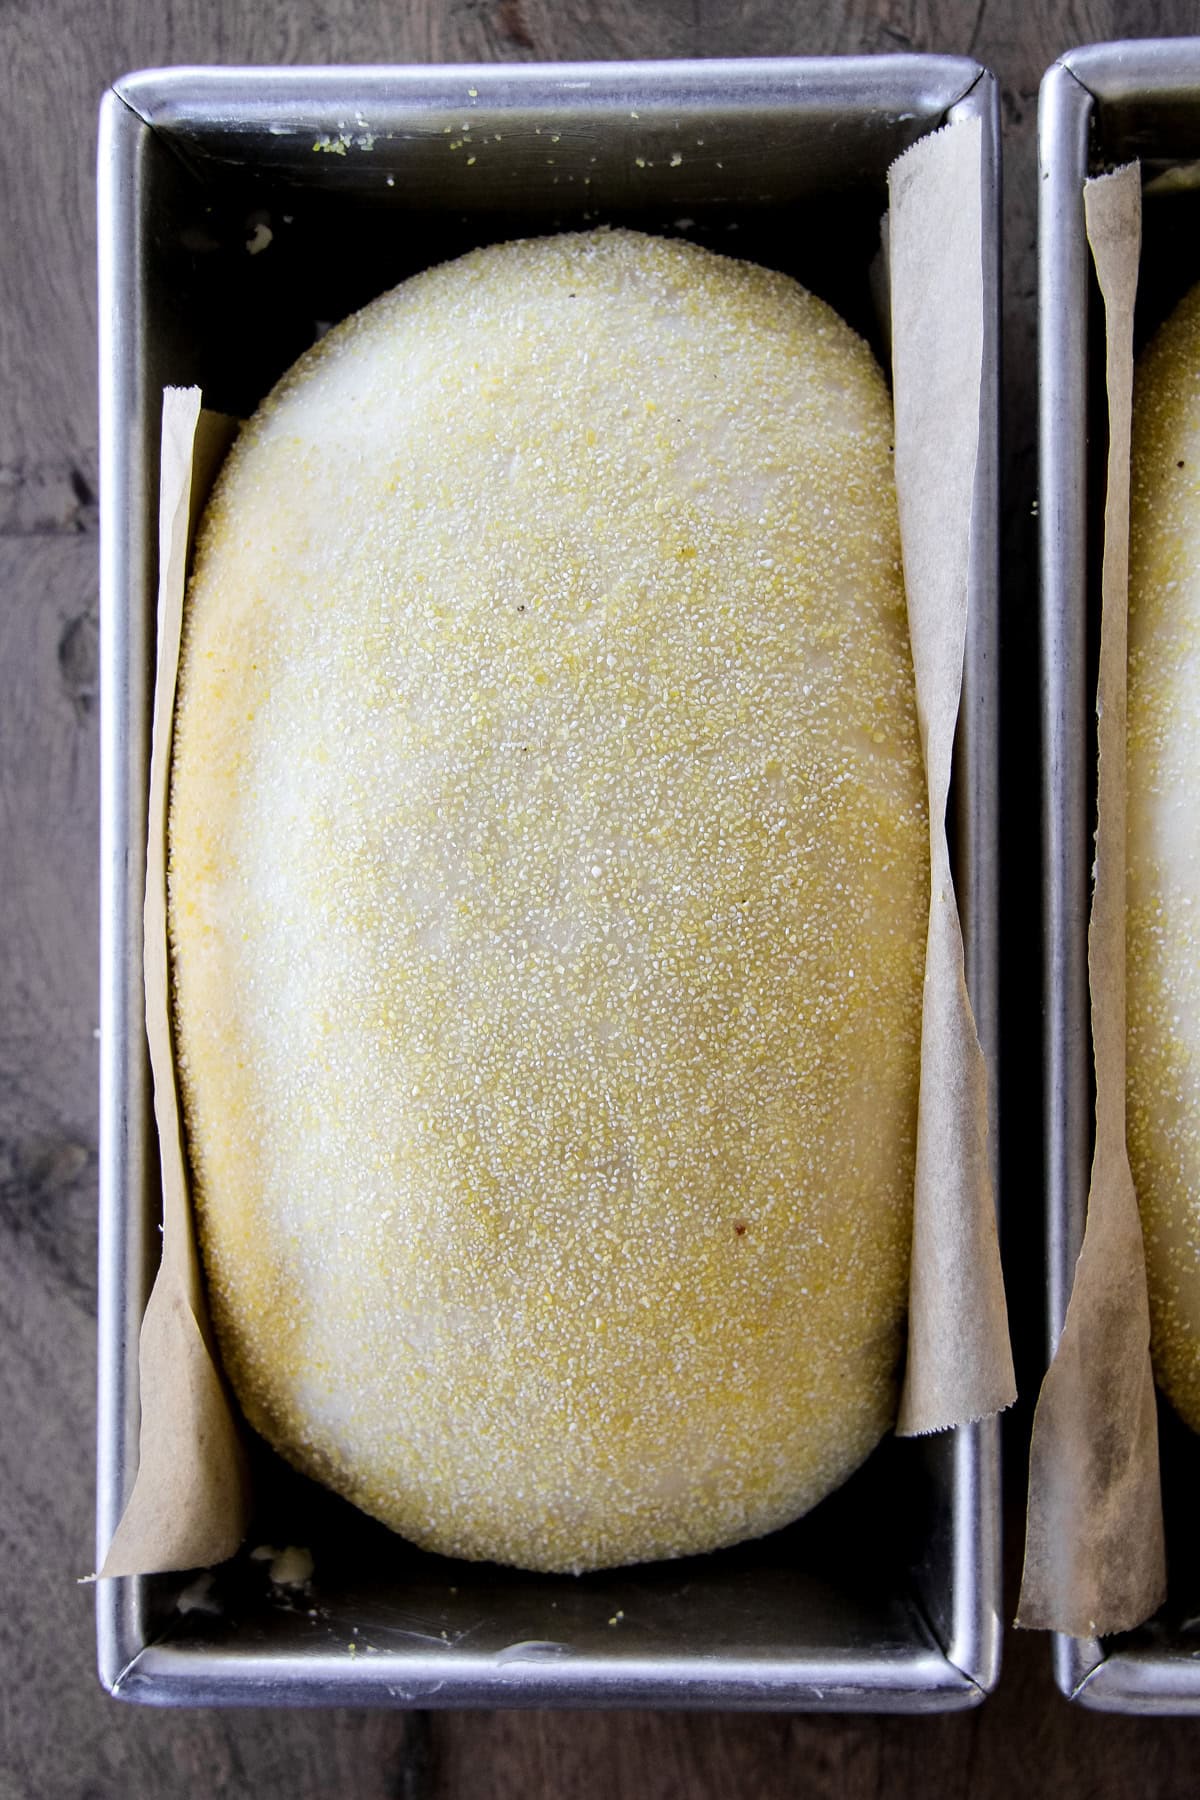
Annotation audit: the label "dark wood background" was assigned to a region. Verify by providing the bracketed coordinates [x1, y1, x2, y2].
[6, 0, 1200, 1794]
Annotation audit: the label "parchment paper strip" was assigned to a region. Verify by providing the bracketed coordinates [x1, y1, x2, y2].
[100, 389, 250, 1579]
[889, 117, 1016, 1434]
[1018, 165, 1165, 1635]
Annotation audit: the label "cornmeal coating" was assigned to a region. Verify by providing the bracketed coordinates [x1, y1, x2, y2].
[1128, 281, 1200, 1435]
[169, 229, 928, 1572]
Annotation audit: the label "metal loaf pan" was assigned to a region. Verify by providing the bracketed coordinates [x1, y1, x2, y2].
[1040, 39, 1200, 1714]
[97, 57, 1001, 1711]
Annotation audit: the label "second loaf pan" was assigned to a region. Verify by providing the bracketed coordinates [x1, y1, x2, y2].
[97, 55, 1002, 1710]
[1041, 38, 1200, 1713]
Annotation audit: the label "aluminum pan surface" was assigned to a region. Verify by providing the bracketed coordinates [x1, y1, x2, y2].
[97, 56, 1001, 1710]
[1040, 40, 1200, 1714]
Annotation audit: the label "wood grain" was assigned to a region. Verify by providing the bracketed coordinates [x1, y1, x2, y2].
[6, 0, 1200, 1794]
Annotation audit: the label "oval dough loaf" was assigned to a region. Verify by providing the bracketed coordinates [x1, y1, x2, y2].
[169, 229, 928, 1572]
[1128, 281, 1200, 1434]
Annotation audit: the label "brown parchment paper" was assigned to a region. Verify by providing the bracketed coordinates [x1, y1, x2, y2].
[1018, 165, 1166, 1636]
[104, 123, 1015, 1572]
[100, 389, 250, 1578]
[888, 117, 1017, 1434]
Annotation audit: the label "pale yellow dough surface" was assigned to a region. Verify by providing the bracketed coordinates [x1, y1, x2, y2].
[1129, 282, 1200, 1435]
[169, 229, 928, 1572]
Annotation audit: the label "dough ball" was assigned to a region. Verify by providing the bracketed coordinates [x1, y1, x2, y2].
[169, 229, 928, 1572]
[1128, 280, 1200, 1434]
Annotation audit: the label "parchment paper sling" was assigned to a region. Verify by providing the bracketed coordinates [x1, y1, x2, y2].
[1019, 164, 1166, 1638]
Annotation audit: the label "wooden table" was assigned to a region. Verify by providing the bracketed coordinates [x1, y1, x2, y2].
[5, 1, 1200, 1792]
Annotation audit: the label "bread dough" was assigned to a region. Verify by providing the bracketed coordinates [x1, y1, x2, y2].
[169, 229, 928, 1571]
[1128, 281, 1200, 1434]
